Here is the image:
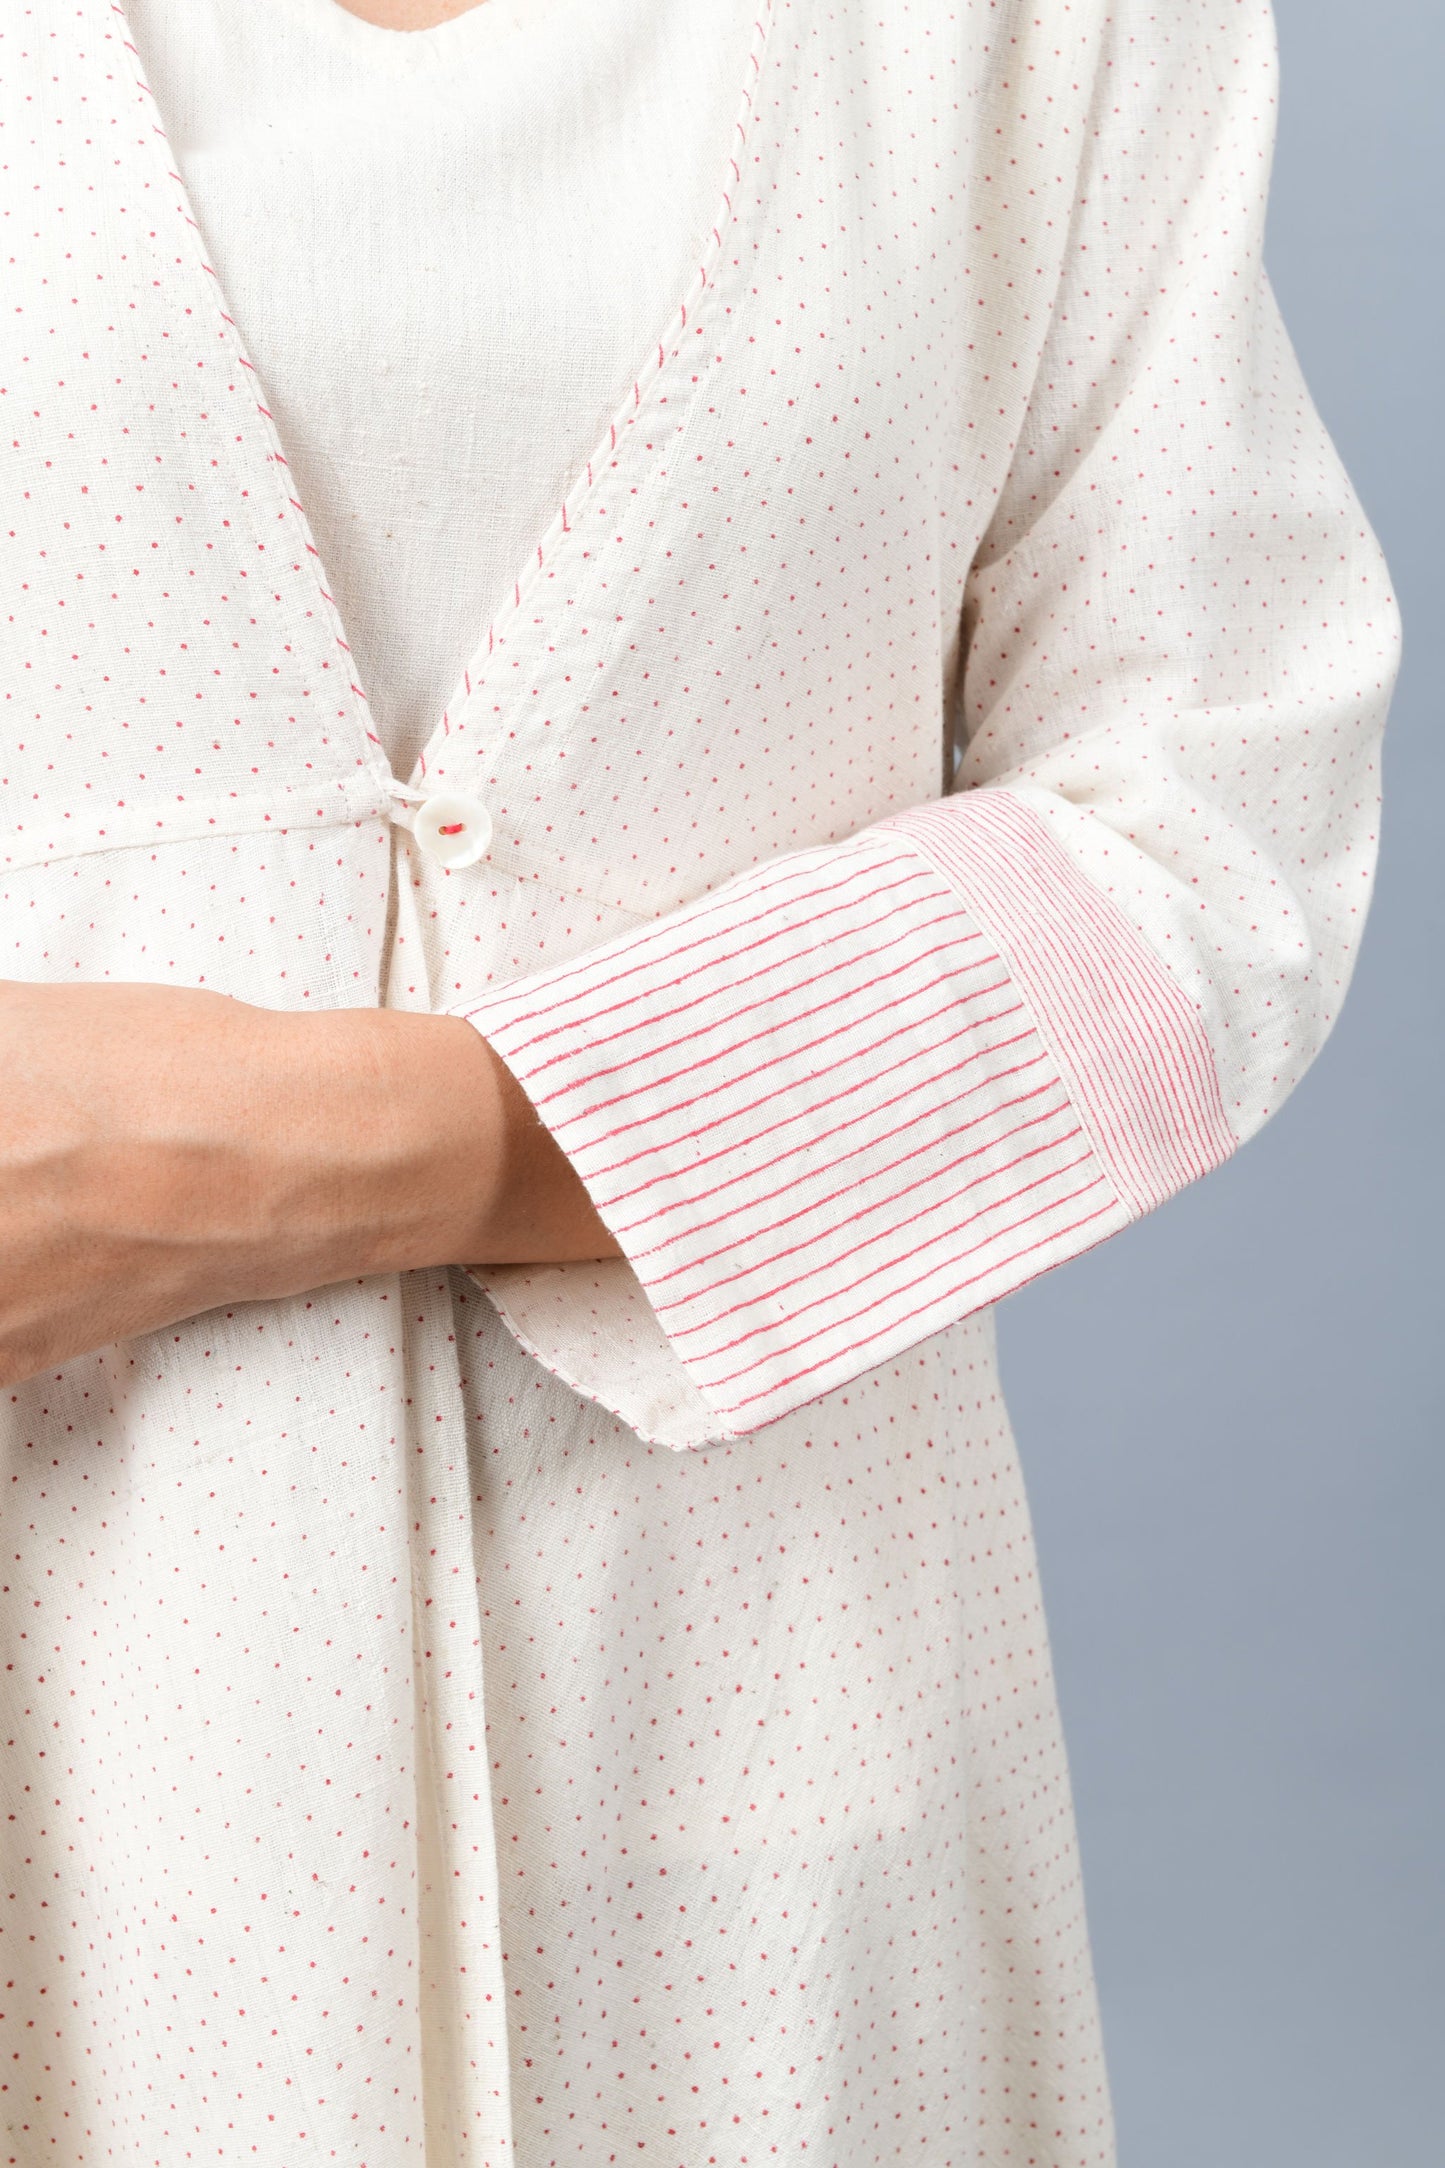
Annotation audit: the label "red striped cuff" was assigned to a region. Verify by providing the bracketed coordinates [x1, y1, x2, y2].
[449, 788, 1236, 1444]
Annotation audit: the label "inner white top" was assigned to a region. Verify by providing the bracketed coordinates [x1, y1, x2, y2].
[122, 0, 752, 779]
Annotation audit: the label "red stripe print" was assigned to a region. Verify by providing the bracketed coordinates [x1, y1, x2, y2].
[455, 802, 1239, 1441]
[635, 1087, 1076, 1297]
[499, 903, 982, 1096]
[665, 1134, 1096, 1349]
[882, 791, 1236, 1210]
[711, 1195, 1124, 1423]
[605, 1031, 1044, 1231]
[521, 927, 998, 1128]
[703, 1176, 1117, 1402]
[596, 1002, 1033, 1202]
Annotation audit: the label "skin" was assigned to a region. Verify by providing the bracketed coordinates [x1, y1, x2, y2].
[0, 980, 619, 1390]
[335, 0, 493, 25]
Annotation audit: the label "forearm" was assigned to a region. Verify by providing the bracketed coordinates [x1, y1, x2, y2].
[0, 979, 618, 1393]
[305, 1006, 620, 1279]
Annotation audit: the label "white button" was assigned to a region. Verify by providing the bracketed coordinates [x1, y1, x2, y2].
[412, 791, 493, 870]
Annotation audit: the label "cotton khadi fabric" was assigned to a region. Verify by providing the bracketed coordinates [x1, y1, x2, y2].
[0, 3, 1399, 2165]
[117, 0, 753, 786]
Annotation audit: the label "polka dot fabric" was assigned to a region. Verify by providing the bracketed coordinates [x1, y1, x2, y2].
[460, 1301, 1111, 2166]
[0, 2, 1397, 2164]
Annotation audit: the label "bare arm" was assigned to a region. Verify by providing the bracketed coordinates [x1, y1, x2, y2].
[0, 978, 617, 1389]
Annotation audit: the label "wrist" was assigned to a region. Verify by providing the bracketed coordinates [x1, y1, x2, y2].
[268, 1004, 619, 1284]
[271, 1005, 504, 1281]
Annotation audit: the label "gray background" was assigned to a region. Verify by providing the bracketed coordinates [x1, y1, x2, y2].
[996, 4, 1443, 2160]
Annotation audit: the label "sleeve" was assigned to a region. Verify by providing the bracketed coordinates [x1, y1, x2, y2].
[447, 0, 1401, 1452]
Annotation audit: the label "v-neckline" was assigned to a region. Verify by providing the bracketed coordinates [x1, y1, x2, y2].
[105, 0, 779, 798]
